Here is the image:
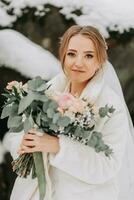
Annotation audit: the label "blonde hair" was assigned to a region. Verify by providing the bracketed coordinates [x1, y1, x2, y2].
[59, 25, 108, 69]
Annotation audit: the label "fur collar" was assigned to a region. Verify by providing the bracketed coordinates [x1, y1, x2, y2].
[47, 65, 106, 104]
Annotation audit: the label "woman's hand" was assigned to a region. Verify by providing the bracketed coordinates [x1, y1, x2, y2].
[18, 129, 60, 155]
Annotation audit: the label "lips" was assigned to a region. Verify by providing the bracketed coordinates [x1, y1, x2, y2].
[71, 69, 85, 73]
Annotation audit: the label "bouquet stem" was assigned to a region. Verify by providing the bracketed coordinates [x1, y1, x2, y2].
[12, 152, 46, 200]
[33, 152, 46, 200]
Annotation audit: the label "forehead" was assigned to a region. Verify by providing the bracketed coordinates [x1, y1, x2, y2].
[67, 34, 95, 52]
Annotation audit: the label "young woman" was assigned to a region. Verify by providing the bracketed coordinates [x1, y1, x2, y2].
[9, 25, 134, 200]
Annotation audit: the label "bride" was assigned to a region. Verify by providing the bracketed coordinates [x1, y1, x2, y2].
[8, 25, 134, 200]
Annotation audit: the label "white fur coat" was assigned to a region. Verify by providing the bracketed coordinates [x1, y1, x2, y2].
[9, 66, 128, 200]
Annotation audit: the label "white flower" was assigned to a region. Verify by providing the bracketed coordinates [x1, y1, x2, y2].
[22, 83, 28, 93]
[22, 114, 26, 122]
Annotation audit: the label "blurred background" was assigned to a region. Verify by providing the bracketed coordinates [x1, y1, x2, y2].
[0, 0, 134, 200]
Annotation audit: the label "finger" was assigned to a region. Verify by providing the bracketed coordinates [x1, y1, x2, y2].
[17, 146, 27, 155]
[24, 134, 37, 140]
[18, 149, 25, 155]
[28, 128, 37, 134]
[23, 146, 38, 153]
[19, 145, 36, 154]
[23, 140, 36, 147]
[29, 129, 43, 136]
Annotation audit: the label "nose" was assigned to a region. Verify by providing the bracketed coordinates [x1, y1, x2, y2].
[73, 55, 83, 68]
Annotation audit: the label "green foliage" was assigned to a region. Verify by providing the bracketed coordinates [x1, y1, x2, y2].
[99, 104, 115, 118]
[27, 76, 45, 91]
[47, 108, 55, 118]
[87, 131, 113, 156]
[18, 92, 36, 114]
[1, 105, 12, 119]
[1, 76, 116, 200]
[52, 113, 61, 124]
[57, 116, 71, 127]
[33, 152, 46, 200]
[7, 116, 22, 128]
[24, 115, 34, 133]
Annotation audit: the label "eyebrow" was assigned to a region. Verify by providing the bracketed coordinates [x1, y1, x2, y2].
[67, 49, 94, 53]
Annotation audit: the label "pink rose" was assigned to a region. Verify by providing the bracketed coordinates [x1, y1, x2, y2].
[6, 81, 18, 90]
[69, 99, 85, 113]
[6, 81, 23, 92]
[57, 93, 76, 110]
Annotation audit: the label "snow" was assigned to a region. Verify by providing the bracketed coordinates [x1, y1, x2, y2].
[0, 3, 16, 27]
[0, 0, 134, 37]
[0, 29, 61, 80]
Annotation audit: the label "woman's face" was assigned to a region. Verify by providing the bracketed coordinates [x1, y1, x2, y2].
[64, 34, 100, 83]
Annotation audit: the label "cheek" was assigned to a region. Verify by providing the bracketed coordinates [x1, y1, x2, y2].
[86, 59, 99, 72]
[64, 56, 72, 67]
[84, 68, 96, 79]
[63, 57, 73, 73]
[84, 63, 99, 79]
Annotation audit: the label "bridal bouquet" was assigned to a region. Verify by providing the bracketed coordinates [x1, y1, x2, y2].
[1, 76, 115, 200]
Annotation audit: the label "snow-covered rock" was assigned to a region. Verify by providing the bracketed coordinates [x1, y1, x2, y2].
[0, 29, 61, 79]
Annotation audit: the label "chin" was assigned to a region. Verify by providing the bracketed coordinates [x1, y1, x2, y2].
[70, 77, 85, 83]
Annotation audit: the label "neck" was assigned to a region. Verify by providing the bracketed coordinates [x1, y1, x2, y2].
[70, 81, 88, 97]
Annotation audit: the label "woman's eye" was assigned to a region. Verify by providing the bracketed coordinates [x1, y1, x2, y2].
[67, 52, 75, 57]
[85, 54, 93, 59]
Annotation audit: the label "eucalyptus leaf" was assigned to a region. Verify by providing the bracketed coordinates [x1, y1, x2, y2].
[93, 131, 102, 139]
[10, 103, 19, 117]
[47, 108, 54, 118]
[24, 117, 34, 133]
[74, 127, 82, 137]
[27, 76, 44, 91]
[41, 112, 48, 122]
[95, 140, 105, 152]
[36, 112, 41, 126]
[99, 105, 109, 118]
[48, 101, 58, 110]
[49, 123, 59, 132]
[18, 92, 36, 114]
[36, 84, 47, 92]
[8, 116, 22, 128]
[109, 106, 115, 113]
[57, 116, 71, 127]
[87, 134, 98, 147]
[53, 113, 61, 124]
[33, 152, 46, 200]
[43, 102, 49, 113]
[1, 105, 12, 119]
[105, 148, 113, 157]
[9, 124, 23, 132]
[4, 96, 17, 106]
[2, 93, 11, 98]
[82, 130, 90, 138]
[37, 95, 48, 102]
